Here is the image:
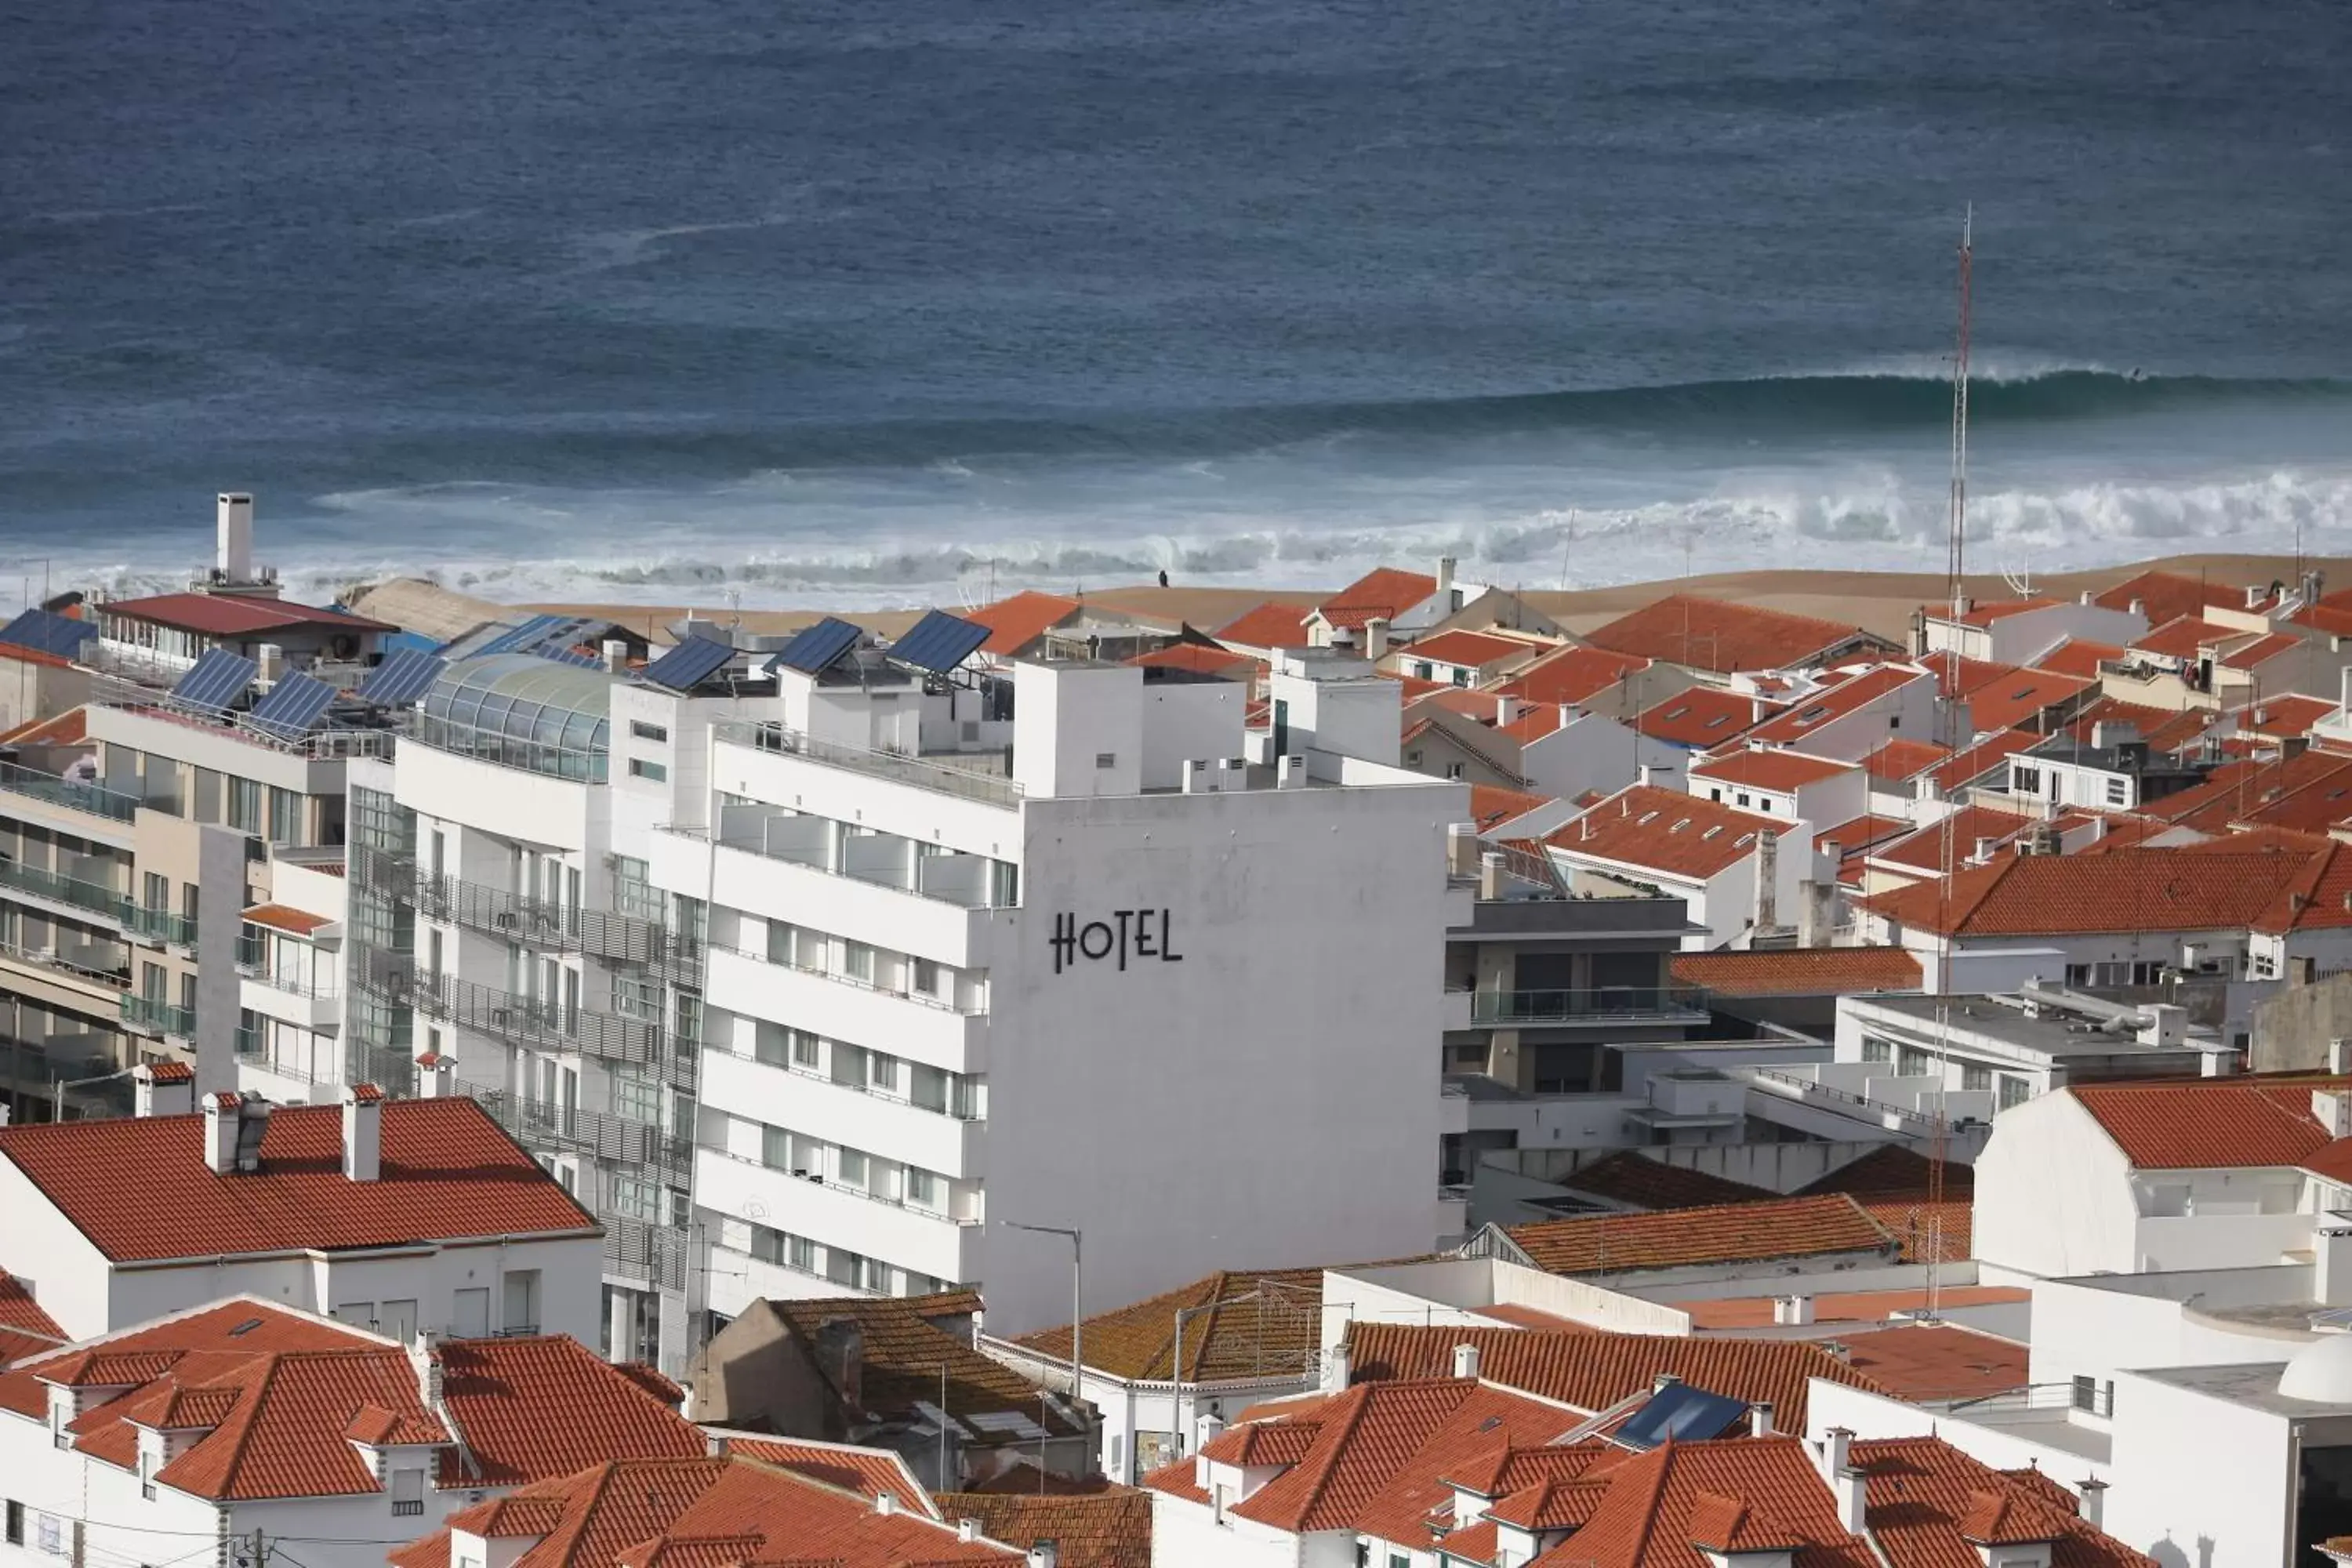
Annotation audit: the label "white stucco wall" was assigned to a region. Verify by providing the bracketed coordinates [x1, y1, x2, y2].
[1972, 1091, 2140, 1276]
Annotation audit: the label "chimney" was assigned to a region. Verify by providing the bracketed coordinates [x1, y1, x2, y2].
[1446, 822, 1479, 877]
[874, 1493, 896, 1518]
[1751, 1401, 1775, 1437]
[2248, 584, 2268, 610]
[603, 639, 629, 673]
[2079, 590, 2095, 606]
[1276, 753, 1308, 790]
[1452, 1342, 1482, 1381]
[1953, 594, 1973, 617]
[1497, 695, 1513, 724]
[342, 1084, 383, 1182]
[1479, 851, 1505, 901]
[1028, 1545, 1060, 1568]
[1773, 1294, 1816, 1326]
[1365, 617, 1391, 663]
[1196, 1412, 1225, 1452]
[132, 1062, 194, 1118]
[2315, 1088, 2351, 1139]
[1323, 1340, 1352, 1392]
[2135, 1004, 2185, 1049]
[216, 492, 255, 582]
[416, 1051, 456, 1098]
[1818, 1427, 1852, 1486]
[1833, 1465, 1867, 1534]
[202, 1092, 241, 1174]
[1438, 557, 1457, 597]
[2331, 1038, 2352, 1076]
[1637, 763, 1657, 788]
[2077, 1479, 2107, 1530]
[2128, 597, 2146, 619]
[957, 1519, 982, 1544]
[256, 644, 285, 686]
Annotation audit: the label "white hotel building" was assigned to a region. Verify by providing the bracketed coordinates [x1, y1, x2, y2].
[363, 622, 1461, 1370]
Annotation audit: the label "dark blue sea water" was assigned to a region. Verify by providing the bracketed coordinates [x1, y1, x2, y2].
[5, 0, 2352, 606]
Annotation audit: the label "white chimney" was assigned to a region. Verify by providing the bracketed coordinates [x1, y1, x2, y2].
[1276, 753, 1308, 790]
[216, 492, 255, 582]
[2077, 1479, 2107, 1530]
[2128, 598, 2144, 619]
[1446, 822, 1479, 877]
[1834, 1465, 1868, 1534]
[1773, 1294, 1816, 1326]
[1196, 1413, 1225, 1453]
[416, 1051, 456, 1098]
[2248, 584, 2268, 610]
[202, 1092, 241, 1174]
[1323, 1341, 1351, 1392]
[1479, 851, 1505, 901]
[256, 644, 285, 686]
[1818, 1427, 1852, 1486]
[1452, 1342, 1482, 1381]
[1365, 617, 1391, 663]
[133, 1062, 194, 1118]
[1751, 1401, 1775, 1436]
[2331, 1038, 2352, 1076]
[2315, 1088, 2351, 1139]
[342, 1084, 383, 1182]
[603, 639, 629, 673]
[1438, 557, 1457, 596]
[2136, 1004, 2186, 1049]
[874, 1493, 896, 1517]
[1027, 1545, 1059, 1568]
[956, 1519, 982, 1544]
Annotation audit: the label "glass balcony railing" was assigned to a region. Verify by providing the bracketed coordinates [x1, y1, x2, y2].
[1455, 984, 1710, 1025]
[713, 720, 1023, 809]
[120, 994, 195, 1036]
[0, 858, 134, 924]
[129, 906, 198, 947]
[0, 760, 141, 824]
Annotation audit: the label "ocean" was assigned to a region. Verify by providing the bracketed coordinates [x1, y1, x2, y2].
[5, 0, 2351, 610]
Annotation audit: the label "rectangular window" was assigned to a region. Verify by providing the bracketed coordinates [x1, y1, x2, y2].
[37, 1513, 60, 1553]
[1962, 1063, 1991, 1091]
[2105, 775, 2129, 807]
[1094, 752, 1116, 769]
[1860, 1036, 1892, 1064]
[843, 942, 874, 984]
[630, 720, 669, 742]
[913, 1064, 950, 1114]
[143, 871, 169, 912]
[832, 1043, 868, 1089]
[269, 786, 302, 846]
[753, 1019, 792, 1068]
[905, 1167, 942, 1210]
[793, 1030, 821, 1069]
[868, 1052, 899, 1093]
[612, 1069, 661, 1124]
[1897, 1045, 1931, 1077]
[226, 776, 261, 833]
[789, 1234, 816, 1273]
[761, 1123, 794, 1171]
[838, 1148, 869, 1191]
[390, 1468, 425, 1516]
[5, 1499, 22, 1545]
[913, 957, 940, 996]
[1999, 1075, 2032, 1111]
[628, 758, 668, 782]
[2013, 764, 2041, 795]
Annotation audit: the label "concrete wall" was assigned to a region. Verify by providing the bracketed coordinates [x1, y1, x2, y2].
[2105, 1369, 2307, 1568]
[1139, 681, 1248, 793]
[1014, 663, 1144, 799]
[1972, 1090, 2142, 1277]
[2253, 971, 2352, 1072]
[0, 1155, 116, 1338]
[2027, 1267, 2320, 1391]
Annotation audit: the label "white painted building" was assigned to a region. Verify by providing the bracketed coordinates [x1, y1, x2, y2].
[1544, 785, 1810, 951]
[1917, 594, 2150, 666]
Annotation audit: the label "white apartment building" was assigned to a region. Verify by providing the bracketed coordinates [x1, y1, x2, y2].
[658, 642, 1459, 1338]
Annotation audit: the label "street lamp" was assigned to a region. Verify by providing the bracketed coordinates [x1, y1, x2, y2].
[998, 1219, 1083, 1417]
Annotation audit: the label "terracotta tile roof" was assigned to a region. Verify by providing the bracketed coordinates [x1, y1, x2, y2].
[1638, 688, 1773, 748]
[1406, 630, 1541, 670]
[2238, 695, 2336, 738]
[1745, 666, 1929, 747]
[931, 1490, 1152, 1568]
[1316, 567, 1439, 630]
[437, 1336, 704, 1486]
[723, 1436, 931, 1515]
[100, 593, 395, 637]
[1814, 816, 1911, 878]
[1499, 645, 1653, 706]
[1546, 786, 1784, 881]
[0, 1270, 64, 1347]
[2069, 1073, 2350, 1169]
[242, 902, 332, 937]
[1852, 1436, 2154, 1568]
[1869, 806, 2042, 875]
[2060, 697, 2216, 758]
[1688, 749, 1857, 792]
[1862, 739, 1951, 781]
[1346, 1385, 1595, 1546]
[1200, 1420, 1323, 1466]
[1474, 1304, 1607, 1332]
[1471, 783, 1555, 835]
[759, 1294, 1084, 1439]
[2034, 638, 2126, 679]
[1674, 1284, 2025, 1332]
[1803, 1145, 1973, 1203]
[1124, 642, 1257, 679]
[1500, 1194, 1896, 1276]
[1555, 1152, 1773, 1210]
[1934, 728, 2039, 791]
[1229, 1380, 1486, 1531]
[405, 1455, 1018, 1568]
[1857, 846, 2321, 938]
[1585, 596, 1886, 675]
[965, 591, 1082, 655]
[1526, 1436, 1878, 1568]
[2222, 632, 2303, 670]
[2095, 570, 2241, 628]
[1966, 668, 2094, 733]
[2143, 750, 2352, 832]
[1830, 1324, 2026, 1404]
[1670, 947, 1922, 997]
[2131, 614, 2234, 660]
[1015, 1268, 1323, 1383]
[0, 1096, 598, 1261]
[1926, 655, 2023, 701]
[1931, 597, 2062, 627]
[1214, 601, 1316, 651]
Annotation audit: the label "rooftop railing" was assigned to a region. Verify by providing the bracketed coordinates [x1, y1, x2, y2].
[713, 720, 1023, 809]
[0, 760, 142, 824]
[1452, 984, 1710, 1026]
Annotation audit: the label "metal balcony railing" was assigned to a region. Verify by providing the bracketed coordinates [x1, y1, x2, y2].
[129, 906, 198, 948]
[365, 959, 665, 1066]
[0, 858, 134, 925]
[0, 761, 142, 825]
[603, 1216, 688, 1292]
[713, 720, 1024, 809]
[1453, 984, 1710, 1025]
[457, 1076, 692, 1170]
[120, 994, 194, 1037]
[712, 941, 985, 1017]
[0, 934, 130, 990]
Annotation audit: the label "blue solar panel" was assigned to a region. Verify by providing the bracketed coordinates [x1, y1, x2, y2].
[1613, 1382, 1750, 1451]
[0, 608, 97, 659]
[470, 614, 568, 659]
[358, 648, 447, 708]
[535, 643, 601, 668]
[889, 609, 989, 674]
[168, 648, 258, 715]
[641, 633, 736, 691]
[247, 671, 339, 739]
[768, 617, 863, 676]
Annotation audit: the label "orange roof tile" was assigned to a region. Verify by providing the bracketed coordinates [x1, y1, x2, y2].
[1689, 750, 1857, 792]
[0, 708, 89, 746]
[758, 1294, 1084, 1439]
[1547, 785, 1784, 880]
[1930, 597, 2063, 627]
[1500, 1194, 1896, 1276]
[1586, 596, 1888, 675]
[931, 1490, 1152, 1568]
[965, 590, 1082, 655]
[0, 1097, 598, 1261]
[2070, 1074, 2350, 1169]
[722, 1437, 931, 1515]
[1499, 645, 1653, 706]
[1406, 630, 1539, 669]
[1862, 739, 1951, 781]
[2095, 570, 2243, 627]
[1853, 1436, 2153, 1568]
[1555, 1152, 1772, 1210]
[1926, 655, 2024, 700]
[2222, 632, 2302, 670]
[1316, 567, 1439, 630]
[2033, 638, 2126, 679]
[2131, 615, 2234, 660]
[0, 1271, 64, 1348]
[1966, 669, 2094, 733]
[437, 1336, 704, 1486]
[2143, 750, 2352, 831]
[1015, 1267, 1323, 1383]
[2239, 695, 2336, 739]
[102, 593, 395, 637]
[1745, 666, 1930, 747]
[1675, 1284, 2025, 1332]
[1471, 783, 1555, 835]
[242, 902, 332, 937]
[1214, 601, 1316, 651]
[1935, 728, 2039, 791]
[1125, 642, 1258, 678]
[1857, 847, 2322, 938]
[1638, 688, 1772, 748]
[1870, 805, 2042, 874]
[1346, 1385, 1596, 1547]
[1671, 947, 1921, 997]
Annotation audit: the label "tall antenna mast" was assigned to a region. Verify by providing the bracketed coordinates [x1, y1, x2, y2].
[1945, 205, 1974, 614]
[1926, 205, 1973, 1319]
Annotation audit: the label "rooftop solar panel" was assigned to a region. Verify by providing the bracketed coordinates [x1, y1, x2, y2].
[1613, 1381, 1749, 1451]
[888, 609, 989, 674]
[246, 670, 339, 739]
[641, 633, 737, 691]
[767, 616, 862, 676]
[0, 608, 97, 659]
[358, 648, 448, 708]
[167, 648, 258, 715]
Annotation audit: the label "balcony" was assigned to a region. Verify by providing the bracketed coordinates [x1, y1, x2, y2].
[705, 945, 988, 1073]
[602, 1215, 688, 1292]
[1451, 984, 1710, 1028]
[702, 1047, 985, 1180]
[713, 720, 1022, 810]
[0, 760, 141, 826]
[0, 933, 130, 998]
[367, 962, 666, 1066]
[129, 905, 198, 950]
[120, 994, 194, 1039]
[695, 1146, 982, 1290]
[0, 858, 132, 928]
[411, 866, 691, 974]
[239, 967, 340, 1033]
[456, 1076, 692, 1172]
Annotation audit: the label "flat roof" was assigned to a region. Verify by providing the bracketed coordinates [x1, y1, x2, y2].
[2132, 1360, 2352, 1416]
[1852, 990, 2222, 1058]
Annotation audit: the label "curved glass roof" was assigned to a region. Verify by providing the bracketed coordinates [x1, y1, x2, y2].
[416, 654, 612, 779]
